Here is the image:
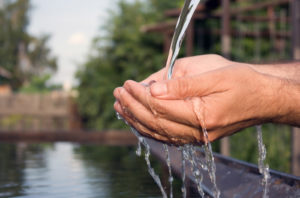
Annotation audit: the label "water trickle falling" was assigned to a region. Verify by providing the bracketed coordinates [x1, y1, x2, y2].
[256, 125, 270, 198]
[131, 127, 168, 198]
[136, 137, 142, 156]
[163, 144, 174, 198]
[184, 145, 205, 197]
[202, 128, 220, 198]
[179, 147, 187, 198]
[165, 0, 202, 80]
[116, 113, 168, 198]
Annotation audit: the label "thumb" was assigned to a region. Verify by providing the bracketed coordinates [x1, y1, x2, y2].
[150, 75, 214, 100]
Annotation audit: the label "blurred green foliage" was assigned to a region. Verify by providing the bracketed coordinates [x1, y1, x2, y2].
[229, 124, 291, 173]
[76, 0, 183, 130]
[19, 74, 61, 93]
[0, 0, 57, 90]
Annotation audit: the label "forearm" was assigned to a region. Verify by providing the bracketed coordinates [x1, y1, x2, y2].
[250, 61, 300, 82]
[260, 67, 300, 127]
[276, 78, 300, 126]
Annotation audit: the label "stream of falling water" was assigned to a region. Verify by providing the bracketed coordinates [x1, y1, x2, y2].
[163, 144, 174, 198]
[179, 147, 187, 198]
[116, 113, 167, 198]
[256, 125, 270, 198]
[165, 0, 202, 80]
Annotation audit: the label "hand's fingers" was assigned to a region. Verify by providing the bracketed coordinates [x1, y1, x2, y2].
[114, 101, 190, 146]
[115, 87, 167, 136]
[114, 101, 171, 143]
[116, 87, 203, 143]
[123, 80, 200, 127]
[150, 71, 225, 100]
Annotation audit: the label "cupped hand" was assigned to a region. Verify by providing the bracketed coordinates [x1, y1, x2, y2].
[140, 54, 235, 84]
[114, 55, 284, 145]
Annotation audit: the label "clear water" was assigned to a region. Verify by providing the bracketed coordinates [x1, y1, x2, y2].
[165, 0, 202, 79]
[182, 145, 205, 197]
[163, 144, 174, 198]
[179, 148, 187, 198]
[130, 127, 168, 198]
[256, 125, 270, 198]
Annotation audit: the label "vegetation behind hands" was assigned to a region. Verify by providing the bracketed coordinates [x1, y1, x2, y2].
[0, 0, 57, 90]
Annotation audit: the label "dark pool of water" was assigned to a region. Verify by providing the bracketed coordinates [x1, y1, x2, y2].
[0, 142, 194, 198]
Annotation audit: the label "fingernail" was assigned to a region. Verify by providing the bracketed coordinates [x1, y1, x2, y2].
[151, 82, 167, 96]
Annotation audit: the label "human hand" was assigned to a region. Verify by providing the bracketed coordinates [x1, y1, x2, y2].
[140, 54, 235, 84]
[114, 56, 286, 145]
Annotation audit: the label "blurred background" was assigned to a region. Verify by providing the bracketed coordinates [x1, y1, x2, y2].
[0, 0, 299, 197]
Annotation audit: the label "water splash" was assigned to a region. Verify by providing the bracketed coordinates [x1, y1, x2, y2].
[179, 147, 187, 198]
[202, 128, 220, 198]
[188, 98, 220, 198]
[116, 113, 167, 198]
[131, 127, 168, 198]
[183, 145, 205, 197]
[256, 125, 270, 198]
[136, 137, 142, 156]
[163, 144, 174, 198]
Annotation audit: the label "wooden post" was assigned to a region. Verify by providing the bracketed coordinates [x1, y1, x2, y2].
[221, 0, 231, 58]
[291, 0, 300, 176]
[221, 0, 231, 156]
[267, 6, 276, 53]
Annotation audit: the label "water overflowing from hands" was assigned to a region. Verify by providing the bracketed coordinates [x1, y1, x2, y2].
[179, 147, 187, 198]
[256, 125, 270, 198]
[183, 145, 205, 197]
[131, 126, 168, 198]
[116, 113, 167, 198]
[118, 0, 270, 197]
[163, 144, 174, 198]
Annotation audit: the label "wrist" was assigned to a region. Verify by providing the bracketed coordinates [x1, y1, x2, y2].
[264, 74, 300, 126]
[249, 62, 300, 82]
[275, 79, 300, 126]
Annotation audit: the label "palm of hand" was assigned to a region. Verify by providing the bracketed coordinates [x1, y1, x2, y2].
[114, 55, 274, 145]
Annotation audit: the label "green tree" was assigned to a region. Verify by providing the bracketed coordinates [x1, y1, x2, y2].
[76, 0, 181, 130]
[0, 0, 57, 89]
[19, 74, 61, 93]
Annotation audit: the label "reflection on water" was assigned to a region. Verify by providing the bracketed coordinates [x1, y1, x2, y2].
[0, 143, 186, 198]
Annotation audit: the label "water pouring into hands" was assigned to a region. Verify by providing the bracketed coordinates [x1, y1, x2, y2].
[114, 54, 300, 145]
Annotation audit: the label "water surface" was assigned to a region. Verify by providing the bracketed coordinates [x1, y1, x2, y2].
[0, 143, 189, 198]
